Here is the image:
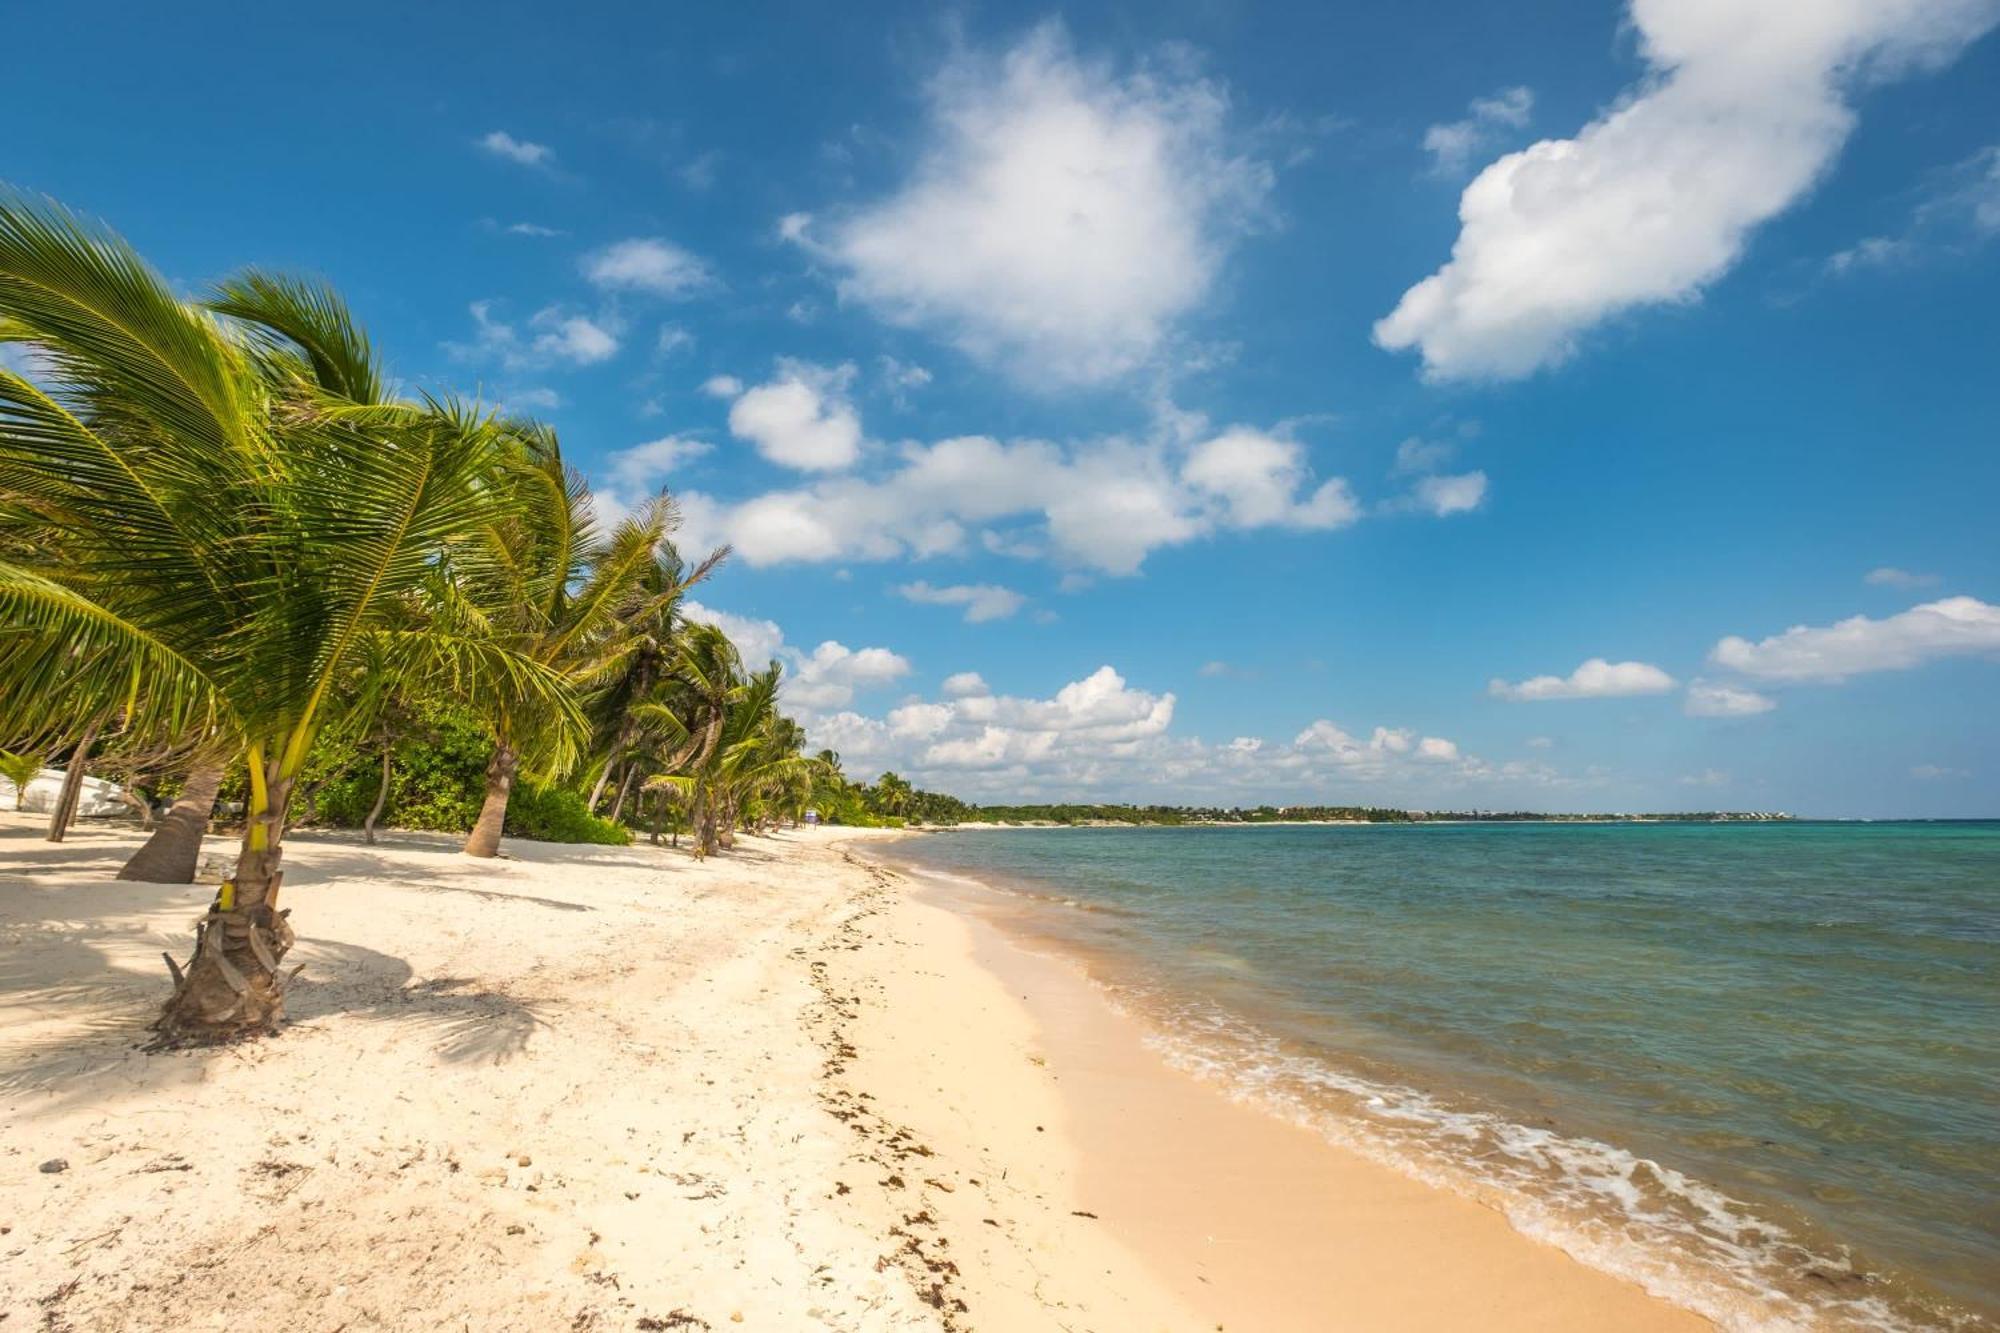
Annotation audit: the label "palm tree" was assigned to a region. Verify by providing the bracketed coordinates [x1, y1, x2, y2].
[0, 193, 576, 1040]
[0, 747, 40, 809]
[452, 434, 715, 858]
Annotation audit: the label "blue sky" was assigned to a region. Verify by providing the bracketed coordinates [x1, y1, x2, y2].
[6, 1, 1997, 816]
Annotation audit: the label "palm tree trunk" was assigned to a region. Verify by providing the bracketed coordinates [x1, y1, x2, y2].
[608, 763, 637, 824]
[462, 743, 518, 858]
[587, 752, 618, 812]
[152, 758, 297, 1043]
[45, 719, 101, 843]
[363, 747, 392, 845]
[116, 763, 223, 883]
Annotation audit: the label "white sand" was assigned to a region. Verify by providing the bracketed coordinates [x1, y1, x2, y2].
[1, 815, 1704, 1330]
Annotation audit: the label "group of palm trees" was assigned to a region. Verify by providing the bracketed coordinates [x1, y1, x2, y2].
[0, 191, 830, 1042]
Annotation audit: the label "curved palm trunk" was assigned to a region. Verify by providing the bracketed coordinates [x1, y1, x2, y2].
[45, 719, 101, 843]
[117, 764, 222, 883]
[462, 743, 517, 858]
[363, 747, 392, 845]
[607, 763, 637, 824]
[153, 756, 297, 1044]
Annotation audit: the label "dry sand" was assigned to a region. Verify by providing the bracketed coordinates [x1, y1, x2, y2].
[1, 815, 1706, 1331]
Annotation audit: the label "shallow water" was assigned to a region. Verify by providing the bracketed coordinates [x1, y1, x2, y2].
[881, 821, 2000, 1330]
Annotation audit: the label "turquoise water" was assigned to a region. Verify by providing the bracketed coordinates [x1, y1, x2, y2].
[881, 822, 2000, 1331]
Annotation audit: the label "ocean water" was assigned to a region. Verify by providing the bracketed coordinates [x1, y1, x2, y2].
[879, 821, 2000, 1331]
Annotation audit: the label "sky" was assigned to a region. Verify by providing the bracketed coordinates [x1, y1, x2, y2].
[5, 1, 1997, 817]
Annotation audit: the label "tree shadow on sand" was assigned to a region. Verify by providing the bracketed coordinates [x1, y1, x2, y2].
[0, 931, 551, 1116]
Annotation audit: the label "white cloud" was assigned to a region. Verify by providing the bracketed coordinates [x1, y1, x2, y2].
[656, 325, 696, 357]
[809, 21, 1273, 385]
[1181, 428, 1360, 530]
[1680, 768, 1731, 788]
[1710, 596, 2000, 682]
[1864, 566, 1941, 589]
[505, 222, 564, 238]
[672, 407, 1394, 577]
[1408, 470, 1488, 516]
[787, 641, 914, 709]
[478, 130, 554, 169]
[583, 238, 716, 298]
[1526, 736, 1554, 749]
[680, 600, 787, 668]
[502, 387, 562, 412]
[603, 435, 714, 496]
[680, 601, 909, 711]
[1375, 1, 2000, 380]
[1684, 679, 1778, 717]
[1490, 658, 1677, 701]
[1423, 86, 1533, 175]
[449, 301, 622, 371]
[700, 374, 743, 398]
[720, 361, 863, 472]
[941, 671, 990, 698]
[897, 581, 1029, 623]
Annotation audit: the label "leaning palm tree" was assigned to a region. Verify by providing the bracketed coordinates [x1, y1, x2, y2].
[452, 432, 716, 858]
[0, 192, 576, 1041]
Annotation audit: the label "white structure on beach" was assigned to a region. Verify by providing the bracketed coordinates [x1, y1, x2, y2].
[1, 768, 130, 818]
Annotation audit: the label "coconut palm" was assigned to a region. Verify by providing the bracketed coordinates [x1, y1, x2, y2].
[453, 433, 717, 858]
[0, 193, 577, 1040]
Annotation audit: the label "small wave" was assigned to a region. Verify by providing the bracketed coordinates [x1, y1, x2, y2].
[1111, 988, 1957, 1332]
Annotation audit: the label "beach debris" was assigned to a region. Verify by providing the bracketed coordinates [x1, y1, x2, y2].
[38, 1158, 68, 1173]
[636, 1315, 710, 1332]
[1070, 1210, 1098, 1219]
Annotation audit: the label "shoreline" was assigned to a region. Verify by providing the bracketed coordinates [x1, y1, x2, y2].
[4, 816, 1700, 1329]
[847, 841, 1710, 1331]
[861, 835, 1989, 1333]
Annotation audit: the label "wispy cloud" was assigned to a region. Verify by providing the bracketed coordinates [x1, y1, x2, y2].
[897, 581, 1029, 623]
[478, 130, 555, 169]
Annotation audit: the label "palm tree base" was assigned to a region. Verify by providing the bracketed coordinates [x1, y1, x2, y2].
[151, 904, 297, 1045]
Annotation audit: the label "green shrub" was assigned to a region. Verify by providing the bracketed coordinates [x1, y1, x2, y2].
[504, 782, 629, 845]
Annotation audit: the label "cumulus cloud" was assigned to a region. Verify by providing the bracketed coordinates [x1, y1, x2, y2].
[680, 601, 909, 711]
[677, 418, 1364, 576]
[1423, 86, 1534, 175]
[448, 301, 621, 371]
[897, 581, 1029, 623]
[1684, 679, 1778, 717]
[583, 238, 716, 298]
[807, 21, 1272, 385]
[700, 375, 743, 398]
[1375, 0, 2000, 380]
[1864, 566, 1941, 589]
[1182, 429, 1360, 529]
[940, 671, 990, 697]
[1490, 658, 1677, 701]
[714, 361, 863, 472]
[1710, 595, 2000, 682]
[478, 130, 554, 169]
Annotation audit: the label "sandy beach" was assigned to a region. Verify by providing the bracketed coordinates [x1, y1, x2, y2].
[1, 815, 1704, 1331]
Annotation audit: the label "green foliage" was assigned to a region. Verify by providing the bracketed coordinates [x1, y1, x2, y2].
[503, 782, 629, 845]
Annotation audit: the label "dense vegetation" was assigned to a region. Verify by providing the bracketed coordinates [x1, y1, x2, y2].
[0, 193, 834, 1039]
